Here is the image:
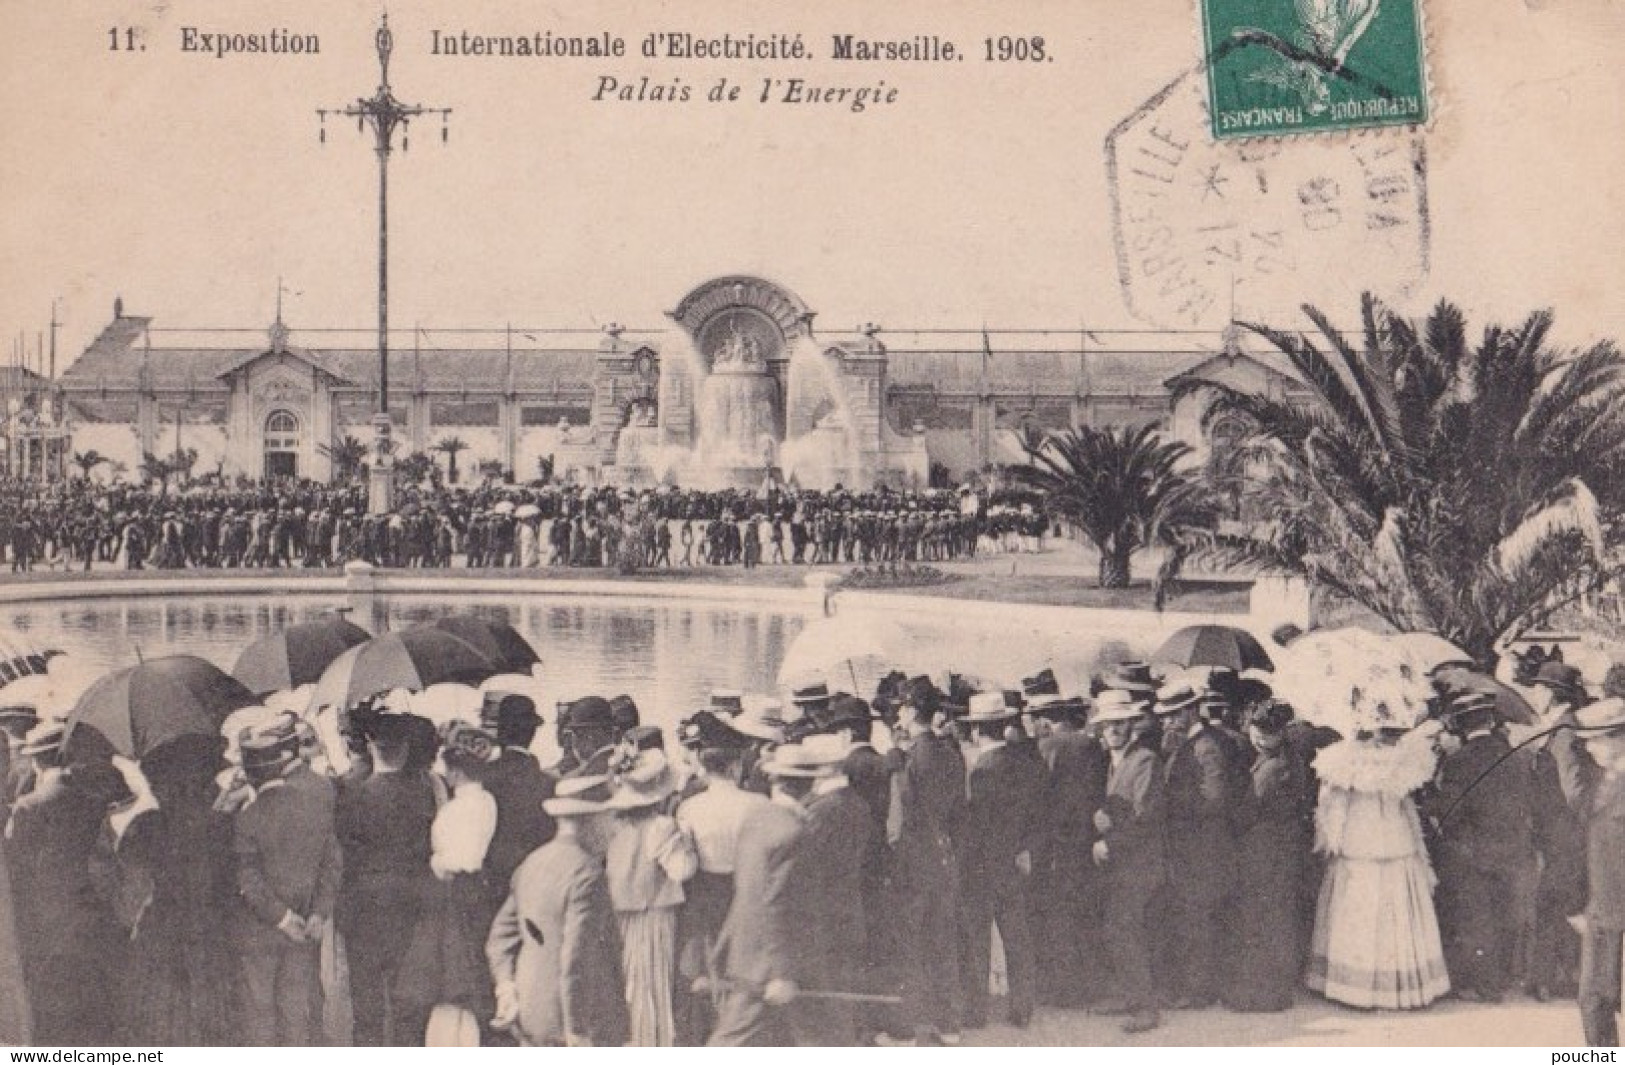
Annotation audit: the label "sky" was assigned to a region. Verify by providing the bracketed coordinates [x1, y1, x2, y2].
[1, 0, 1622, 368]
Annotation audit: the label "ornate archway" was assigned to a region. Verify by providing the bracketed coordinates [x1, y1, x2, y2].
[668, 275, 816, 371]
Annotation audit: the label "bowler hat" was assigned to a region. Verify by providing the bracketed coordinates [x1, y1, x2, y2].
[678, 710, 751, 751]
[1022, 669, 1061, 699]
[560, 696, 615, 731]
[708, 690, 745, 716]
[1030, 695, 1090, 722]
[480, 691, 542, 732]
[609, 694, 641, 732]
[239, 725, 298, 778]
[814, 693, 872, 733]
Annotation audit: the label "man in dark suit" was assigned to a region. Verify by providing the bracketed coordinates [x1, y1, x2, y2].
[958, 693, 1045, 1029]
[1160, 684, 1250, 1009]
[480, 693, 558, 905]
[1093, 690, 1169, 1034]
[1422, 692, 1535, 1002]
[1030, 692, 1109, 1007]
[336, 714, 437, 1045]
[6, 723, 123, 1044]
[233, 724, 343, 1046]
[795, 734, 875, 1046]
[885, 685, 966, 1044]
[1550, 694, 1625, 1046]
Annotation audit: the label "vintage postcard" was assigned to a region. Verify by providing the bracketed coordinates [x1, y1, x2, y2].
[0, 0, 1622, 1051]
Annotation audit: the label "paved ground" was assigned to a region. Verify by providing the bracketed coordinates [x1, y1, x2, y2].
[962, 994, 1587, 1047]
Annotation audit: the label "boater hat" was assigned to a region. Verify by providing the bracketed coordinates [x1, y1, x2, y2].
[1092, 689, 1150, 725]
[964, 691, 1018, 724]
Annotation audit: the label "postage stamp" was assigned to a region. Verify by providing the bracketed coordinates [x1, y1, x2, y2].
[1107, 66, 1430, 328]
[1199, 0, 1429, 139]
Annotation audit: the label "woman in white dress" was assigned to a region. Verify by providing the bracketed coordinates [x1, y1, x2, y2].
[1307, 715, 1451, 1009]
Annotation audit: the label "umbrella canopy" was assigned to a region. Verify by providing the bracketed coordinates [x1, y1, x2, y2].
[429, 618, 541, 675]
[66, 655, 259, 759]
[1153, 624, 1274, 672]
[777, 612, 921, 697]
[0, 634, 65, 692]
[1270, 627, 1436, 736]
[310, 629, 500, 711]
[232, 618, 372, 695]
[1431, 666, 1537, 725]
[514, 503, 541, 519]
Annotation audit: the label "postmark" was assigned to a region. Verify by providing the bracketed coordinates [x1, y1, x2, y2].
[1200, 0, 1429, 140]
[1106, 67, 1430, 329]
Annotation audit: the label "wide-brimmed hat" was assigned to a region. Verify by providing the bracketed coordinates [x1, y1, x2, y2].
[1575, 696, 1625, 735]
[964, 691, 1018, 724]
[1533, 661, 1586, 697]
[678, 709, 755, 751]
[1153, 682, 1203, 716]
[1022, 669, 1061, 699]
[760, 733, 850, 777]
[543, 771, 616, 817]
[19, 719, 66, 759]
[1093, 689, 1150, 725]
[608, 748, 677, 809]
[1099, 661, 1157, 694]
[721, 698, 789, 744]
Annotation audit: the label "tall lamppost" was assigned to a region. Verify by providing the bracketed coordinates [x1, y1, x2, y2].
[319, 14, 450, 514]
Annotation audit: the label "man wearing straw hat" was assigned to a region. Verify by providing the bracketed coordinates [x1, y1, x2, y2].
[958, 691, 1044, 1031]
[1091, 689, 1168, 1034]
[708, 735, 849, 1046]
[1550, 692, 1625, 1046]
[487, 770, 628, 1047]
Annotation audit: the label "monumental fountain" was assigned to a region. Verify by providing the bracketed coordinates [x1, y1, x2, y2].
[590, 275, 926, 491]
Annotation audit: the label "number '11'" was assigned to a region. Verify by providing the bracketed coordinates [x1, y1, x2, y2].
[109, 26, 138, 51]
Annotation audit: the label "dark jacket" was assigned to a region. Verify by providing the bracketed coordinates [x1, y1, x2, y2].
[1100, 738, 1168, 891]
[1423, 731, 1534, 873]
[963, 742, 1047, 881]
[233, 776, 342, 934]
[482, 748, 558, 891]
[1164, 722, 1249, 898]
[1552, 728, 1625, 928]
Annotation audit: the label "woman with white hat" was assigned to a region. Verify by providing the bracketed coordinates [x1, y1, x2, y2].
[605, 745, 697, 1046]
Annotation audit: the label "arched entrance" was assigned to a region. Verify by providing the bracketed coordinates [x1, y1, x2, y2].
[263, 409, 301, 480]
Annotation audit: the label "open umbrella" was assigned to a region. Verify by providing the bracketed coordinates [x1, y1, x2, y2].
[310, 628, 499, 711]
[0, 635, 65, 692]
[515, 503, 542, 520]
[777, 612, 917, 696]
[1431, 666, 1537, 725]
[231, 618, 372, 695]
[1153, 624, 1274, 672]
[429, 617, 541, 675]
[65, 655, 259, 760]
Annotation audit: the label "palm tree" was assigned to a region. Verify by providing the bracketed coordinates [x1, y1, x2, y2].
[318, 434, 370, 484]
[395, 450, 435, 486]
[138, 451, 173, 494]
[432, 436, 469, 485]
[1011, 423, 1220, 596]
[71, 449, 109, 481]
[1181, 295, 1625, 667]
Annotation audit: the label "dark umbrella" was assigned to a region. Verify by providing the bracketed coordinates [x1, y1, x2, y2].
[1153, 624, 1274, 672]
[232, 618, 372, 695]
[1431, 667, 1537, 725]
[429, 617, 541, 675]
[310, 628, 500, 710]
[65, 655, 259, 760]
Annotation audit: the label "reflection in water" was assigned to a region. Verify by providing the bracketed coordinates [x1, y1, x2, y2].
[5, 594, 808, 740]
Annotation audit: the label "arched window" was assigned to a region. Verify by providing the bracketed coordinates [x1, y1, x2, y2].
[265, 410, 299, 436]
[263, 410, 300, 480]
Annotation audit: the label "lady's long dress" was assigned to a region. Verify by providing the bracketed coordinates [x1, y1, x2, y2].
[1306, 733, 1451, 1009]
[395, 781, 497, 1047]
[0, 836, 32, 1045]
[606, 812, 697, 1047]
[1227, 745, 1316, 1012]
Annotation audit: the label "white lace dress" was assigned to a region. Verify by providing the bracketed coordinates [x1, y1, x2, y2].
[1306, 732, 1451, 1009]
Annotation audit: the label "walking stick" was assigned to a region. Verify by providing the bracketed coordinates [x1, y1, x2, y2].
[704, 976, 903, 1006]
[1434, 721, 1621, 826]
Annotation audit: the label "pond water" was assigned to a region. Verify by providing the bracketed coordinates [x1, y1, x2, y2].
[2, 592, 810, 746]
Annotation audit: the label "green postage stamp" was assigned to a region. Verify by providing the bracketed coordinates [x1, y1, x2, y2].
[1199, 0, 1429, 139]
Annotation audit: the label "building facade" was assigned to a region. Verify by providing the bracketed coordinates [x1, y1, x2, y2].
[53, 277, 1307, 487]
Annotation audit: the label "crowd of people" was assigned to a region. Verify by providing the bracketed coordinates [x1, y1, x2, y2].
[0, 477, 1047, 574]
[0, 632, 1622, 1047]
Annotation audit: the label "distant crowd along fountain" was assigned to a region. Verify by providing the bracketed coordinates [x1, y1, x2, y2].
[589, 275, 927, 490]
